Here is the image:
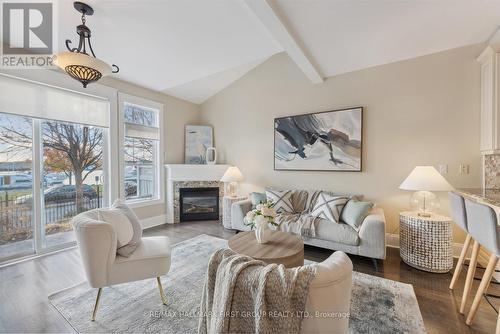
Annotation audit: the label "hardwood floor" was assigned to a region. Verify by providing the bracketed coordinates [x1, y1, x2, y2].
[0, 220, 497, 333]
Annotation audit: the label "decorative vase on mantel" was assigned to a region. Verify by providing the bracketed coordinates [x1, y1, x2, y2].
[205, 147, 217, 165]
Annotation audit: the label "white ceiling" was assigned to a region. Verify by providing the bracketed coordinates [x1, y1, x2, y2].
[271, 0, 500, 77]
[56, 0, 282, 99]
[53, 0, 500, 104]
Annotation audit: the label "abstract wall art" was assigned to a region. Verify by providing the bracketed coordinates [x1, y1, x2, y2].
[274, 107, 362, 171]
[185, 125, 213, 164]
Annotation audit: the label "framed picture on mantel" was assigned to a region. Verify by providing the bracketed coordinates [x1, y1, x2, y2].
[185, 125, 213, 164]
[274, 107, 362, 172]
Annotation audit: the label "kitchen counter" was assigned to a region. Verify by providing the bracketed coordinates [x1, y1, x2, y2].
[457, 188, 500, 208]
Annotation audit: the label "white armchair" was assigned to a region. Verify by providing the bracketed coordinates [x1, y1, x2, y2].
[72, 209, 171, 321]
[302, 251, 353, 334]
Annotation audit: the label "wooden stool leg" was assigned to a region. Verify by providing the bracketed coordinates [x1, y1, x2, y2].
[460, 240, 480, 314]
[466, 254, 499, 325]
[450, 234, 472, 290]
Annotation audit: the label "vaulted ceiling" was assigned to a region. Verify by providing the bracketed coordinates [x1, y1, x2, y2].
[56, 0, 500, 104]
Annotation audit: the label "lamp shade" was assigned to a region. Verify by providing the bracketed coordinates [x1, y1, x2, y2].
[221, 166, 244, 182]
[399, 166, 453, 191]
[54, 52, 113, 77]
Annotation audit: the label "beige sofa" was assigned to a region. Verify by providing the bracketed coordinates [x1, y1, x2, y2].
[231, 190, 386, 269]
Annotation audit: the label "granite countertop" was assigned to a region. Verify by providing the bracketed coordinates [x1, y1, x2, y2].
[457, 188, 500, 208]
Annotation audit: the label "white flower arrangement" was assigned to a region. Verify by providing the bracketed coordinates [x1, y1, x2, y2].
[244, 200, 278, 230]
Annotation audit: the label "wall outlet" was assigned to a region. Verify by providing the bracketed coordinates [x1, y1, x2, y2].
[438, 164, 448, 174]
[459, 164, 470, 175]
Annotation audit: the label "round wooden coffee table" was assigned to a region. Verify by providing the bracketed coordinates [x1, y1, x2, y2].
[228, 230, 304, 268]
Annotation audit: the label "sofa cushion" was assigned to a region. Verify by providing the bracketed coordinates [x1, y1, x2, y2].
[290, 190, 315, 213]
[341, 199, 374, 231]
[304, 190, 362, 213]
[250, 192, 267, 209]
[314, 217, 360, 246]
[311, 193, 350, 223]
[109, 236, 171, 285]
[266, 189, 294, 213]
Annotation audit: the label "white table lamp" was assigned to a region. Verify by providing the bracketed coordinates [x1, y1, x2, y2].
[221, 166, 244, 197]
[399, 166, 453, 217]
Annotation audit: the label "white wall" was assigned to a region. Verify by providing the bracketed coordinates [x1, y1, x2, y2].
[200, 44, 484, 243]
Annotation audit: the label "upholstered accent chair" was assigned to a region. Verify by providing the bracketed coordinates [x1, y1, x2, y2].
[72, 209, 171, 321]
[302, 251, 353, 333]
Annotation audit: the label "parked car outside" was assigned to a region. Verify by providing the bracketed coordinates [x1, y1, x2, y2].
[44, 172, 67, 186]
[16, 184, 97, 206]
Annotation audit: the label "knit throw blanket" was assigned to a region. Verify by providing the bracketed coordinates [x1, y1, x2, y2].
[198, 249, 316, 334]
[276, 213, 318, 239]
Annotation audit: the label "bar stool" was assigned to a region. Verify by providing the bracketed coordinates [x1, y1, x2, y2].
[448, 192, 479, 315]
[463, 198, 500, 330]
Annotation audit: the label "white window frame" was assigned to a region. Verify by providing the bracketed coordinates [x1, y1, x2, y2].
[118, 93, 164, 208]
[0, 70, 118, 205]
[0, 71, 116, 263]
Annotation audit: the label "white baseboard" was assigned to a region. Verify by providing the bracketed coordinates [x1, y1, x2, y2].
[140, 215, 167, 229]
[386, 233, 466, 258]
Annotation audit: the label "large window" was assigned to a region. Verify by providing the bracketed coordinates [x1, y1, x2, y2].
[0, 74, 110, 262]
[42, 120, 105, 248]
[0, 114, 33, 259]
[120, 95, 162, 203]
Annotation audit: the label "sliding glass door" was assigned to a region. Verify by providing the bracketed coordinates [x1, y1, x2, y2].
[41, 120, 105, 249]
[0, 74, 110, 263]
[0, 113, 34, 260]
[0, 115, 107, 262]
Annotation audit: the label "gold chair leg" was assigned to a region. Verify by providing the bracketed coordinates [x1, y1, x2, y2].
[450, 234, 472, 290]
[157, 277, 167, 305]
[460, 240, 480, 314]
[496, 308, 500, 334]
[91, 288, 103, 321]
[466, 254, 499, 325]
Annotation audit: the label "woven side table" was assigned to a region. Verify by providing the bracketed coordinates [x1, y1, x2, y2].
[222, 196, 247, 229]
[399, 212, 453, 273]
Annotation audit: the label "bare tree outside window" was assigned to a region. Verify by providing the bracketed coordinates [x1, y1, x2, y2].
[123, 102, 159, 201]
[0, 117, 103, 213]
[124, 104, 157, 127]
[42, 122, 103, 213]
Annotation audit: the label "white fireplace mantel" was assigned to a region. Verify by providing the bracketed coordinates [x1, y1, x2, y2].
[164, 164, 230, 223]
[165, 164, 230, 182]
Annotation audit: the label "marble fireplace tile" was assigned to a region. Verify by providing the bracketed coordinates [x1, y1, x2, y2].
[485, 154, 500, 189]
[173, 180, 224, 224]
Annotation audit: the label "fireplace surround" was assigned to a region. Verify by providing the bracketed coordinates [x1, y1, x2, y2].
[179, 187, 219, 222]
[165, 164, 229, 224]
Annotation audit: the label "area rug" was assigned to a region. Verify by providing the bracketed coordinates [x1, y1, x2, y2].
[49, 234, 426, 333]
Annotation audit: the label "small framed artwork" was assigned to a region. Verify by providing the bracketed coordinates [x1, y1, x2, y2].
[185, 125, 213, 164]
[274, 107, 362, 171]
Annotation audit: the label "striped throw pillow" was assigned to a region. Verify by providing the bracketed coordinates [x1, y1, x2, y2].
[266, 189, 294, 214]
[311, 193, 350, 223]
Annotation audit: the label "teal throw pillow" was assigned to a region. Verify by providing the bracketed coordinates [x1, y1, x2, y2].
[340, 200, 374, 230]
[250, 192, 267, 209]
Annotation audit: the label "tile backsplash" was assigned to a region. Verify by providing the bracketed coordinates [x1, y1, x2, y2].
[485, 154, 500, 189]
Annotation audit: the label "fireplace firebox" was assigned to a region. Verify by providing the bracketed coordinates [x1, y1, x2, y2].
[179, 187, 219, 222]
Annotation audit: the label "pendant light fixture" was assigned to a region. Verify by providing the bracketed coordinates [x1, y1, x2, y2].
[54, 2, 119, 88]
